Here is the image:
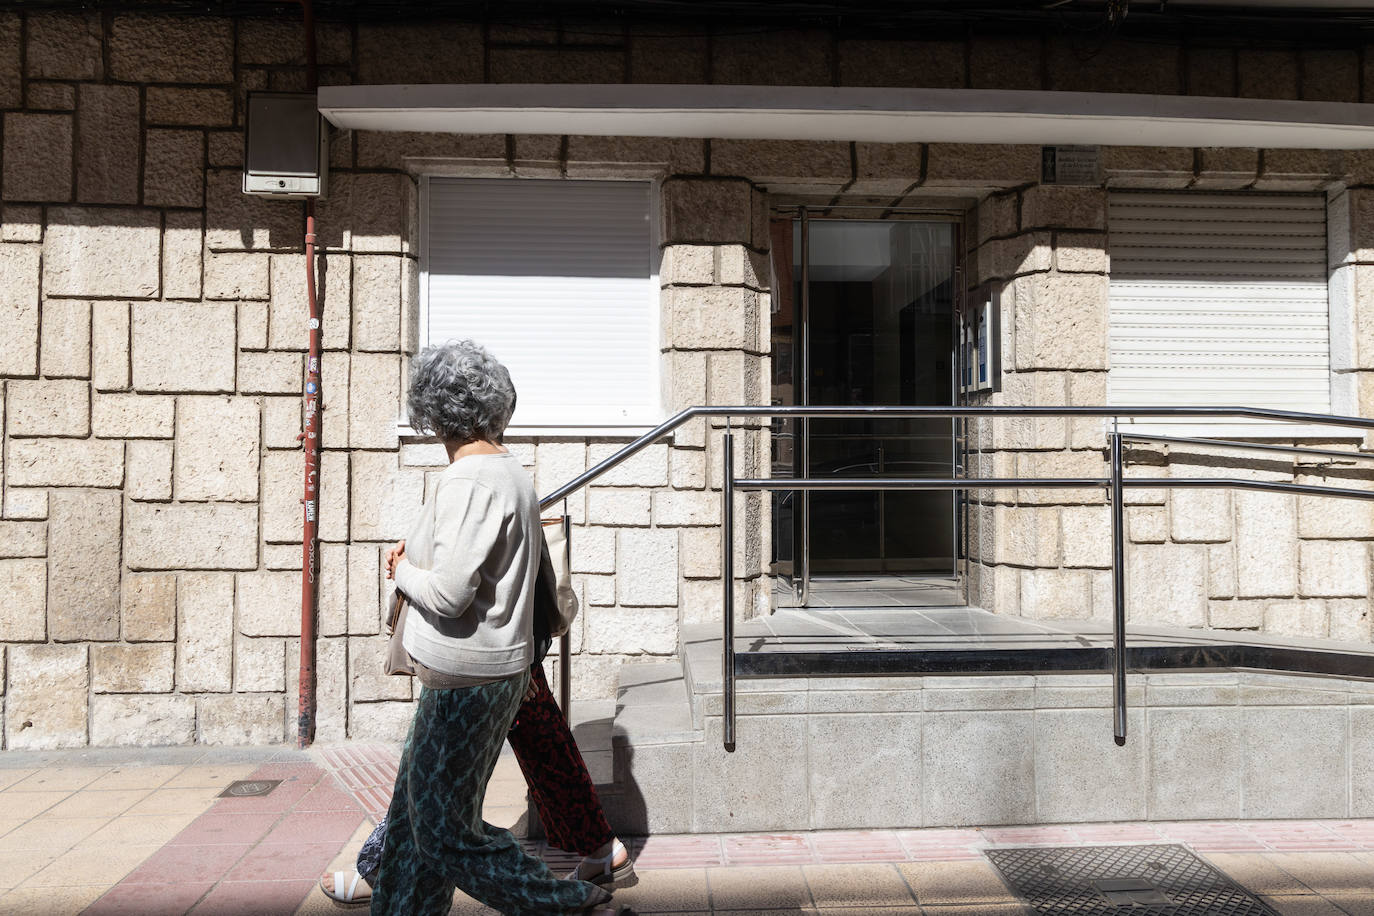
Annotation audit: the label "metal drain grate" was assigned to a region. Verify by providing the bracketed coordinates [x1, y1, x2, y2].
[984, 844, 1281, 915]
[218, 779, 282, 798]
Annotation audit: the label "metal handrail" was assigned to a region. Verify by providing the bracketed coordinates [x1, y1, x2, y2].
[536, 405, 1374, 744]
[538, 404, 1374, 510]
[1122, 432, 1374, 464]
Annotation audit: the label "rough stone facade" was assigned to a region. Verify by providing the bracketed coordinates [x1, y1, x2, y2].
[962, 177, 1374, 644]
[0, 11, 1370, 748]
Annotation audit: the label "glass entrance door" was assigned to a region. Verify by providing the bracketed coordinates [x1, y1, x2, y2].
[771, 217, 958, 591]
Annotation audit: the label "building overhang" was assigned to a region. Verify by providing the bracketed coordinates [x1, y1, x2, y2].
[318, 84, 1374, 149]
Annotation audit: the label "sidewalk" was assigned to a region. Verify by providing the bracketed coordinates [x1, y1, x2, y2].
[0, 743, 1369, 915]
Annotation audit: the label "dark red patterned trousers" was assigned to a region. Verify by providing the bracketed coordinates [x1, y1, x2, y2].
[508, 664, 616, 856]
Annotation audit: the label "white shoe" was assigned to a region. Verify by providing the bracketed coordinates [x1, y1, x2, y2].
[568, 838, 636, 888]
[319, 870, 371, 908]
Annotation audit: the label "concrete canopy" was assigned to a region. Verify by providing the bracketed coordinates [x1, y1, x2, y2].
[318, 84, 1374, 149]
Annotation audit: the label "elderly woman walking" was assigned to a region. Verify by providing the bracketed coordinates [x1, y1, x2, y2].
[369, 339, 619, 916]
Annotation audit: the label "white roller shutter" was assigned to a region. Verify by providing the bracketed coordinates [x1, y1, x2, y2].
[423, 177, 659, 430]
[1107, 191, 1330, 435]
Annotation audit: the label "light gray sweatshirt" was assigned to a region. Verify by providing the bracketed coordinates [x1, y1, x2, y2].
[393, 452, 539, 682]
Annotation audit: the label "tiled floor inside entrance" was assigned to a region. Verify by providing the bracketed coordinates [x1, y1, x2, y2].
[740, 599, 1374, 664]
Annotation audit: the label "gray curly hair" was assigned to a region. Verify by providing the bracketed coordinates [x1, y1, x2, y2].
[406, 339, 516, 442]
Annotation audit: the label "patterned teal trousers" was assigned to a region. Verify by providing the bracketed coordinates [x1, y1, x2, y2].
[370, 672, 599, 916]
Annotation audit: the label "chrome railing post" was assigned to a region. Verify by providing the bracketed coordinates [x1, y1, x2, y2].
[559, 507, 572, 721]
[722, 428, 737, 752]
[799, 206, 812, 607]
[1109, 430, 1127, 746]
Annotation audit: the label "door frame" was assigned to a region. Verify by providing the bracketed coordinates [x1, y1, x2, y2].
[768, 203, 968, 606]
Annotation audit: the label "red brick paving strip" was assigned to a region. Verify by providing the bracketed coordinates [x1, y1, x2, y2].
[83, 760, 367, 916]
[723, 833, 814, 865]
[812, 830, 907, 863]
[318, 744, 400, 820]
[632, 836, 724, 869]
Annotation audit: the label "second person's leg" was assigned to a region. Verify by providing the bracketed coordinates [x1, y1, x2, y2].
[508, 665, 616, 855]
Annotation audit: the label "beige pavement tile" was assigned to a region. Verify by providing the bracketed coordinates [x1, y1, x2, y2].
[7, 766, 110, 792]
[0, 820, 26, 841]
[0, 771, 37, 792]
[1328, 894, 1374, 916]
[296, 881, 367, 915]
[1262, 895, 1351, 916]
[20, 842, 161, 888]
[161, 763, 260, 789]
[898, 860, 1018, 905]
[0, 883, 105, 914]
[0, 816, 108, 850]
[85, 764, 186, 791]
[323, 821, 375, 874]
[0, 849, 57, 890]
[486, 754, 523, 791]
[75, 812, 198, 848]
[0, 790, 69, 818]
[483, 756, 528, 831]
[123, 784, 224, 816]
[1206, 852, 1314, 896]
[298, 869, 378, 915]
[708, 865, 813, 910]
[46, 788, 152, 818]
[306, 821, 377, 915]
[1271, 854, 1374, 896]
[482, 802, 526, 833]
[295, 887, 338, 916]
[613, 867, 711, 912]
[803, 864, 917, 908]
[804, 909, 921, 915]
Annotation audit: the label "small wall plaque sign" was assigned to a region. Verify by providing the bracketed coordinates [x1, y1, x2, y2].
[1041, 145, 1101, 185]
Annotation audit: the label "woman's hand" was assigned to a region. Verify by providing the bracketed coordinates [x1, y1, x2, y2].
[385, 540, 406, 579]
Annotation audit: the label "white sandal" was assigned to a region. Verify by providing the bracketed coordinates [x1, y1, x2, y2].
[569, 838, 636, 888]
[320, 870, 372, 908]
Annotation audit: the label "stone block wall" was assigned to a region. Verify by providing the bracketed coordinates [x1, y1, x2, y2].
[963, 181, 1114, 622]
[0, 11, 411, 749]
[963, 156, 1374, 647]
[2, 10, 1373, 749]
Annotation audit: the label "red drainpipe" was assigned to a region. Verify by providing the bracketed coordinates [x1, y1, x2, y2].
[297, 0, 320, 748]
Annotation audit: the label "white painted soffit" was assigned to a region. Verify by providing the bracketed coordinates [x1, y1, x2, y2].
[317, 84, 1374, 149]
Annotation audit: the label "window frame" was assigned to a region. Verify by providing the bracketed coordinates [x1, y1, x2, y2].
[409, 174, 664, 438]
[1105, 188, 1356, 441]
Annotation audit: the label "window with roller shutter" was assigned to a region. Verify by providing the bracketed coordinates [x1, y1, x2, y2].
[420, 176, 661, 432]
[1107, 190, 1332, 437]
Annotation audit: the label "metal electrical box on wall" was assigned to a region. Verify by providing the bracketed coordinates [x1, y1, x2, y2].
[959, 283, 1001, 396]
[243, 92, 328, 198]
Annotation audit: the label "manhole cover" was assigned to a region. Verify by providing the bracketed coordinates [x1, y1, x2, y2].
[984, 844, 1280, 914]
[218, 779, 282, 798]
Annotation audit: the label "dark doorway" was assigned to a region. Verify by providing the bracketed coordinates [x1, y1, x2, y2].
[771, 217, 958, 589]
